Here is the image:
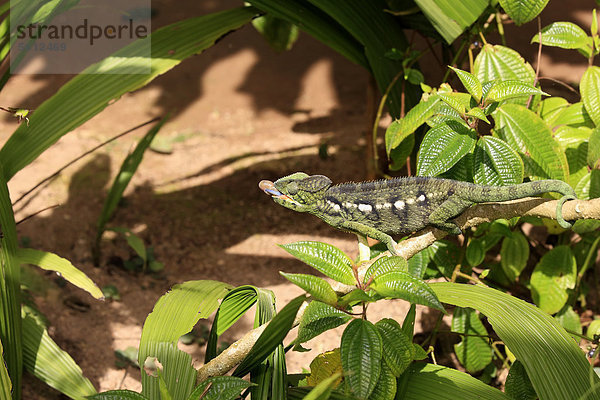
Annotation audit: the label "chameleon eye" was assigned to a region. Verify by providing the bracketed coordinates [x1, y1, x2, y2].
[287, 182, 298, 195]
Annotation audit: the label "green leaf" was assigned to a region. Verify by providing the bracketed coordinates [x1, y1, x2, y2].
[538, 97, 569, 125]
[407, 249, 430, 279]
[0, 7, 259, 181]
[397, 363, 510, 399]
[494, 103, 568, 181]
[341, 319, 382, 399]
[375, 318, 414, 377]
[386, 94, 441, 153]
[504, 360, 537, 400]
[465, 106, 490, 123]
[212, 286, 258, 337]
[108, 227, 147, 265]
[465, 238, 485, 267]
[281, 272, 337, 305]
[473, 45, 535, 87]
[553, 102, 595, 128]
[88, 390, 148, 400]
[279, 241, 356, 285]
[363, 256, 408, 284]
[296, 301, 352, 344]
[428, 240, 460, 278]
[500, 231, 530, 282]
[186, 376, 253, 400]
[437, 92, 472, 114]
[22, 309, 96, 399]
[368, 361, 396, 400]
[581, 66, 600, 126]
[499, 0, 548, 25]
[416, 121, 477, 177]
[95, 117, 168, 250]
[413, 0, 489, 43]
[588, 127, 600, 169]
[431, 282, 600, 400]
[485, 80, 545, 103]
[388, 130, 415, 171]
[0, 340, 10, 399]
[473, 136, 524, 185]
[302, 372, 342, 400]
[139, 280, 231, 399]
[252, 15, 298, 52]
[555, 306, 582, 342]
[531, 22, 591, 51]
[587, 319, 600, 338]
[369, 270, 444, 311]
[449, 66, 482, 101]
[530, 245, 577, 314]
[16, 248, 103, 299]
[306, 349, 342, 387]
[234, 295, 306, 377]
[452, 308, 492, 373]
[555, 126, 593, 150]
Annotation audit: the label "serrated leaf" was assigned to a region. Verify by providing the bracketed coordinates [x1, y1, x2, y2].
[279, 241, 355, 285]
[504, 360, 537, 400]
[341, 319, 382, 399]
[554, 126, 592, 149]
[296, 301, 352, 344]
[306, 349, 342, 387]
[450, 66, 482, 101]
[466, 239, 485, 267]
[494, 103, 568, 181]
[438, 92, 471, 114]
[473, 136, 524, 185]
[338, 289, 379, 307]
[538, 97, 569, 125]
[407, 249, 430, 279]
[363, 256, 408, 284]
[88, 390, 148, 400]
[473, 45, 535, 87]
[485, 80, 545, 103]
[416, 121, 477, 177]
[530, 245, 577, 314]
[531, 22, 591, 51]
[553, 102, 595, 128]
[280, 272, 337, 305]
[430, 282, 600, 400]
[386, 95, 441, 153]
[465, 106, 490, 123]
[499, 232, 529, 282]
[452, 307, 492, 373]
[588, 127, 600, 168]
[368, 361, 396, 400]
[375, 319, 414, 377]
[186, 376, 253, 400]
[499, 0, 548, 25]
[428, 240, 460, 277]
[427, 100, 465, 127]
[370, 270, 444, 311]
[581, 66, 600, 126]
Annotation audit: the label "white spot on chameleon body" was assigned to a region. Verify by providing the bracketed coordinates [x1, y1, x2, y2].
[333, 204, 341, 212]
[417, 194, 426, 202]
[406, 198, 415, 205]
[384, 202, 392, 208]
[358, 204, 372, 212]
[376, 204, 383, 210]
[394, 200, 405, 210]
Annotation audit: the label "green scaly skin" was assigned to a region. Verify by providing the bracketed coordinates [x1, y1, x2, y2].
[259, 172, 577, 255]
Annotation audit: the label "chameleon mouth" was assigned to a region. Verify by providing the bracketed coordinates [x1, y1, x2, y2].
[259, 180, 297, 203]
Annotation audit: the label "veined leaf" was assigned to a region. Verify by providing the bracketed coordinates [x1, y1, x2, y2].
[538, 97, 569, 125]
[375, 318, 414, 377]
[431, 282, 600, 400]
[555, 306, 582, 342]
[554, 126, 592, 149]
[494, 103, 568, 181]
[504, 360, 537, 400]
[306, 349, 342, 387]
[341, 319, 382, 399]
[407, 249, 430, 279]
[296, 301, 352, 344]
[473, 136, 524, 185]
[581, 66, 600, 126]
[588, 127, 600, 169]
[474, 45, 535, 87]
[23, 310, 96, 399]
[368, 362, 396, 400]
[500, 231, 529, 282]
[499, 0, 548, 25]
[416, 120, 477, 177]
[302, 372, 342, 400]
[485, 80, 545, 103]
[16, 248, 103, 299]
[0, 340, 10, 399]
[438, 92, 472, 114]
[234, 295, 305, 377]
[369, 270, 444, 311]
[397, 362, 510, 399]
[186, 376, 254, 400]
[449, 66, 482, 101]
[0, 7, 259, 181]
[88, 391, 148, 400]
[530, 246, 577, 314]
[553, 102, 595, 128]
[465, 107, 490, 123]
[363, 255, 408, 284]
[386, 94, 441, 153]
[531, 22, 591, 52]
[414, 0, 489, 43]
[465, 238, 485, 267]
[279, 241, 355, 285]
[452, 307, 492, 373]
[139, 280, 231, 399]
[280, 272, 337, 305]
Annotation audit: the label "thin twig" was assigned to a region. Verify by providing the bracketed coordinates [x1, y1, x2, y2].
[12, 117, 161, 206]
[537, 76, 580, 97]
[527, 17, 543, 109]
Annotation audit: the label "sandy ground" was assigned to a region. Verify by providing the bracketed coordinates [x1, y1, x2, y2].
[1, 0, 593, 397]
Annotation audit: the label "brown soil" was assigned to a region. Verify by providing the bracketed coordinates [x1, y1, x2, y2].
[4, 0, 591, 397]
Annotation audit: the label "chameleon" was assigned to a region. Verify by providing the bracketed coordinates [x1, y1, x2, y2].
[259, 172, 577, 255]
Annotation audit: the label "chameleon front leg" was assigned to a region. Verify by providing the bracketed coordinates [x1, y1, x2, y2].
[427, 196, 474, 234]
[336, 220, 399, 255]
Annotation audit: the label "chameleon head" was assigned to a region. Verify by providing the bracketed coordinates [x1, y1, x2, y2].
[258, 172, 332, 212]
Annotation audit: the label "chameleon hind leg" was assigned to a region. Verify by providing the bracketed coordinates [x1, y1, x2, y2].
[427, 196, 474, 234]
[336, 220, 399, 255]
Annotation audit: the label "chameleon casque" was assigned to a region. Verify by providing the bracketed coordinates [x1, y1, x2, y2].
[259, 172, 577, 254]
